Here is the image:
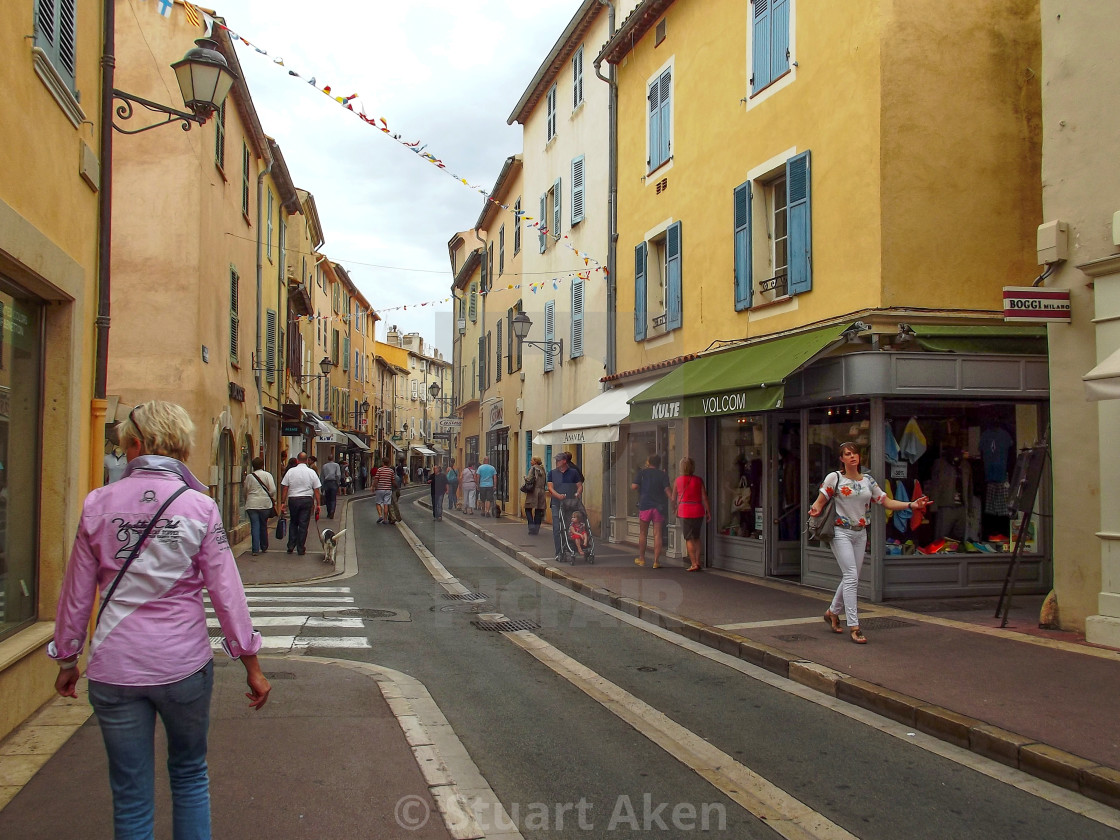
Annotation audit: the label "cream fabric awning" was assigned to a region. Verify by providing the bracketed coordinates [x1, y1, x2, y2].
[412, 445, 437, 456]
[303, 410, 347, 445]
[1084, 348, 1120, 401]
[534, 381, 654, 446]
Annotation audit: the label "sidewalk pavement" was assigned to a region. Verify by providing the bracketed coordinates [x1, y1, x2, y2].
[434, 500, 1120, 810]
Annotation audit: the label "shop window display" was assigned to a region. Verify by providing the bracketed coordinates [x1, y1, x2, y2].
[715, 416, 764, 539]
[806, 404, 872, 545]
[626, 424, 675, 516]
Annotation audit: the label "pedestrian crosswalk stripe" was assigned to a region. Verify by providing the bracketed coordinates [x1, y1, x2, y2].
[206, 585, 369, 655]
[206, 616, 364, 628]
[246, 586, 353, 594]
[244, 596, 355, 603]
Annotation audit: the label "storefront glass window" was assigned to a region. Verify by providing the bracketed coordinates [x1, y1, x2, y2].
[883, 401, 1044, 556]
[0, 279, 43, 640]
[626, 423, 677, 515]
[806, 403, 872, 545]
[714, 416, 764, 539]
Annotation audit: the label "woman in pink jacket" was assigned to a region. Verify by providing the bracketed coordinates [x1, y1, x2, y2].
[50, 401, 270, 839]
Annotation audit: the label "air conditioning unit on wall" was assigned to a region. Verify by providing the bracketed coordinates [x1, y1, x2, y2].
[516, 398, 524, 414]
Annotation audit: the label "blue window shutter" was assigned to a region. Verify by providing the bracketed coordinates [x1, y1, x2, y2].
[552, 178, 562, 240]
[787, 150, 812, 295]
[771, 0, 790, 82]
[539, 193, 548, 253]
[659, 69, 672, 166]
[734, 182, 753, 311]
[752, 0, 772, 93]
[544, 301, 556, 372]
[571, 156, 585, 225]
[570, 279, 584, 358]
[647, 77, 661, 170]
[545, 445, 553, 470]
[526, 431, 533, 468]
[665, 221, 682, 331]
[634, 242, 648, 341]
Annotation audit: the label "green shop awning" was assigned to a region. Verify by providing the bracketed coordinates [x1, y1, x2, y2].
[913, 324, 1047, 355]
[629, 324, 847, 422]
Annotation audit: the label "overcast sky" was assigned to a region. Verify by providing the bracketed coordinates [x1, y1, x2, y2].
[211, 0, 583, 358]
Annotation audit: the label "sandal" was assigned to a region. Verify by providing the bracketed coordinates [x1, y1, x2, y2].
[686, 565, 702, 572]
[824, 610, 843, 634]
[634, 558, 646, 567]
[850, 627, 868, 645]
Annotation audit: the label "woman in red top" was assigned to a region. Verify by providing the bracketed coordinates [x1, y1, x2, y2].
[671, 457, 711, 572]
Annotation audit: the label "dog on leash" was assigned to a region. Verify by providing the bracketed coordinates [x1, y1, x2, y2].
[320, 528, 347, 565]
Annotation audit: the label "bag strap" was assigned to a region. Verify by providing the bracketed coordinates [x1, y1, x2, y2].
[250, 471, 276, 505]
[96, 485, 190, 628]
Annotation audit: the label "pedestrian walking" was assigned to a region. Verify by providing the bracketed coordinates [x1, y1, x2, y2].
[374, 457, 396, 523]
[671, 457, 711, 572]
[632, 453, 671, 568]
[477, 455, 497, 516]
[243, 456, 277, 555]
[809, 441, 930, 644]
[49, 400, 270, 840]
[460, 461, 479, 515]
[428, 464, 448, 520]
[358, 462, 368, 491]
[341, 461, 352, 496]
[523, 456, 548, 535]
[445, 459, 459, 510]
[547, 452, 584, 560]
[320, 453, 341, 518]
[280, 452, 322, 555]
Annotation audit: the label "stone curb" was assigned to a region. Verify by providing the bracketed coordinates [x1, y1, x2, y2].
[437, 505, 1120, 810]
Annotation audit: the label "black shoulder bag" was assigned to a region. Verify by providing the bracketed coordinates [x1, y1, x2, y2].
[96, 485, 189, 627]
[807, 472, 839, 543]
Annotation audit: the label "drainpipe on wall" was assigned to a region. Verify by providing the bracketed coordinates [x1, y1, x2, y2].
[595, 0, 618, 530]
[255, 147, 274, 461]
[95, 0, 117, 403]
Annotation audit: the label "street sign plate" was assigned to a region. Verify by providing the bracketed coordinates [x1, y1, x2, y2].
[438, 418, 463, 430]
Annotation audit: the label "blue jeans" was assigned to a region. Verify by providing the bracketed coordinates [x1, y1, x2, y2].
[432, 491, 444, 519]
[89, 661, 215, 840]
[247, 508, 270, 553]
[322, 481, 339, 518]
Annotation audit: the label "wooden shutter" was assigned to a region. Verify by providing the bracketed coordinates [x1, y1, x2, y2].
[515, 301, 523, 368]
[266, 308, 277, 383]
[647, 76, 661, 170]
[634, 242, 648, 341]
[469, 282, 477, 321]
[752, 0, 772, 93]
[229, 267, 239, 361]
[539, 194, 548, 253]
[665, 221, 682, 331]
[488, 244, 495, 287]
[478, 336, 486, 391]
[771, 0, 790, 82]
[480, 247, 488, 291]
[571, 156, 585, 225]
[499, 224, 505, 274]
[734, 182, 753, 311]
[570, 278, 584, 358]
[514, 199, 522, 253]
[552, 178, 562, 240]
[343, 336, 349, 371]
[544, 301, 556, 372]
[786, 150, 813, 295]
[658, 69, 672, 166]
[507, 307, 514, 374]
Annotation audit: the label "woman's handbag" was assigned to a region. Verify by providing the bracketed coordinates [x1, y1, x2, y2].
[731, 477, 752, 513]
[520, 474, 535, 494]
[807, 472, 839, 542]
[249, 471, 278, 518]
[275, 515, 287, 541]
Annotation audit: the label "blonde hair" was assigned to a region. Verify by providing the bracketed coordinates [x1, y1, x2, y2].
[679, 456, 695, 476]
[531, 456, 543, 466]
[117, 400, 195, 461]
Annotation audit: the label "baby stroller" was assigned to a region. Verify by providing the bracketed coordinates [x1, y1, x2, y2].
[555, 496, 595, 565]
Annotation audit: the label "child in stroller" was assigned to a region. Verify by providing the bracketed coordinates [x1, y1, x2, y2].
[556, 497, 595, 564]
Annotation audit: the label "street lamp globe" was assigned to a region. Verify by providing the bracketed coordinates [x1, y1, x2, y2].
[428, 381, 441, 399]
[360, 399, 370, 414]
[511, 311, 532, 340]
[171, 39, 238, 121]
[319, 356, 333, 376]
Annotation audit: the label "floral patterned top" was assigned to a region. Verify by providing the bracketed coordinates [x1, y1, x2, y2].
[819, 472, 887, 530]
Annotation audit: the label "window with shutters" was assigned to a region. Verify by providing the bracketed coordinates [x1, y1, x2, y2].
[513, 198, 522, 254]
[214, 100, 226, 171]
[332, 329, 339, 366]
[412, 379, 418, 400]
[34, 0, 77, 92]
[634, 221, 682, 339]
[735, 149, 811, 306]
[469, 281, 478, 322]
[266, 190, 274, 261]
[749, 0, 793, 98]
[571, 156, 585, 226]
[229, 267, 240, 363]
[499, 225, 506, 275]
[570, 278, 584, 359]
[242, 144, 251, 219]
[478, 336, 487, 392]
[508, 300, 523, 373]
[647, 66, 672, 172]
[265, 308, 277, 383]
[572, 46, 584, 109]
[540, 181, 561, 252]
[543, 301, 556, 373]
[496, 320, 503, 382]
[343, 336, 349, 371]
[488, 244, 495, 287]
[546, 84, 558, 142]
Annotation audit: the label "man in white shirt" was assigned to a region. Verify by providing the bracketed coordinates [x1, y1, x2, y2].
[280, 452, 322, 555]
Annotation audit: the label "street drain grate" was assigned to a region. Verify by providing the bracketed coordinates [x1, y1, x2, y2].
[336, 608, 399, 619]
[776, 633, 817, 642]
[472, 619, 541, 632]
[443, 592, 489, 601]
[860, 617, 917, 631]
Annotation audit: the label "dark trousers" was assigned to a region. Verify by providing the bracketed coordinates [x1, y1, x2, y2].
[322, 481, 339, 518]
[551, 504, 563, 554]
[526, 507, 544, 534]
[287, 497, 313, 551]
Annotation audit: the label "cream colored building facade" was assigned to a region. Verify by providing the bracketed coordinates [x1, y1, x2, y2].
[0, 0, 105, 741]
[449, 232, 486, 471]
[1042, 2, 1120, 637]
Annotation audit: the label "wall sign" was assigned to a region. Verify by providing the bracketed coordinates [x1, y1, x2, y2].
[228, 382, 245, 402]
[1003, 286, 1071, 323]
[488, 400, 504, 430]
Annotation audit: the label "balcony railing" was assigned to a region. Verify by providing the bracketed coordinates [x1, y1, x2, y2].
[760, 272, 788, 297]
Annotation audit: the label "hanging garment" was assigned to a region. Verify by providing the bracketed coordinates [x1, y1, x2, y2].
[898, 417, 928, 463]
[893, 481, 912, 533]
[884, 422, 901, 463]
[910, 479, 925, 530]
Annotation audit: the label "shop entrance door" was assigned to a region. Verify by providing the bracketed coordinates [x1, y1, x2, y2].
[768, 413, 802, 578]
[488, 429, 510, 503]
